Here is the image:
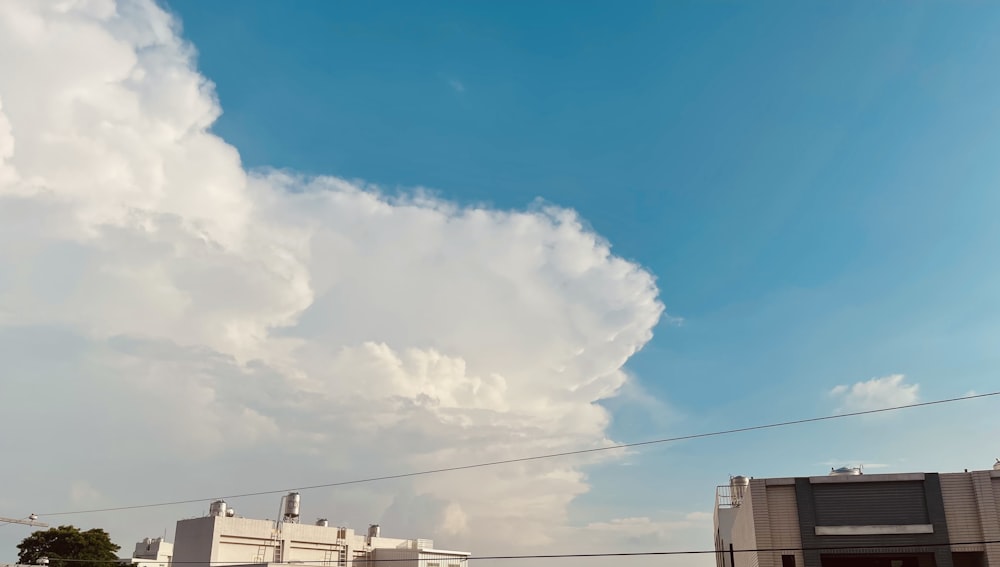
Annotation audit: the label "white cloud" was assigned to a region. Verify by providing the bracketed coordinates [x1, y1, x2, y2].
[70, 481, 103, 506]
[448, 78, 466, 93]
[577, 512, 713, 549]
[0, 0, 676, 564]
[829, 374, 919, 412]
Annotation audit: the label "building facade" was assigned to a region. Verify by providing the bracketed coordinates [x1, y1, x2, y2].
[714, 467, 1000, 567]
[172, 493, 469, 567]
[128, 537, 173, 567]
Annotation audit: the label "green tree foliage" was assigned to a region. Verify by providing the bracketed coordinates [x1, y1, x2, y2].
[17, 525, 121, 567]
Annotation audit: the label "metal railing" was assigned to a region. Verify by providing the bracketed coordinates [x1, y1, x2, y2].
[715, 484, 745, 508]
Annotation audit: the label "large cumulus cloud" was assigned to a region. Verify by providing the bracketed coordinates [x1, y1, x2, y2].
[0, 0, 680, 563]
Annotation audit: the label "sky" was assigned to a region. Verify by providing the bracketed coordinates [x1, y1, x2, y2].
[1, 0, 999, 566]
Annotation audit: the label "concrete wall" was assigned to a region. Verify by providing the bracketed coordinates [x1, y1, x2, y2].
[173, 517, 219, 567]
[174, 515, 458, 567]
[940, 470, 1000, 565]
[766, 483, 803, 567]
[213, 517, 280, 565]
[941, 473, 985, 551]
[716, 506, 739, 567]
[983, 473, 1000, 567]
[728, 480, 760, 567]
[367, 549, 466, 567]
[416, 553, 467, 567]
[133, 539, 174, 561]
[368, 548, 418, 567]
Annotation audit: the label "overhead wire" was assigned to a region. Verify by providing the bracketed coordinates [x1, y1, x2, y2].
[36, 390, 1000, 517]
[38, 539, 1000, 563]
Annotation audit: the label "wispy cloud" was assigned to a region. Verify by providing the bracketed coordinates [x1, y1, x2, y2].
[448, 78, 466, 93]
[820, 460, 891, 470]
[829, 374, 919, 412]
[70, 480, 102, 506]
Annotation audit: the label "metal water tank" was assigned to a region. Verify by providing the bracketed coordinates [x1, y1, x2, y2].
[210, 500, 228, 517]
[284, 492, 301, 520]
[226, 508, 236, 517]
[993, 459, 1000, 471]
[829, 466, 862, 476]
[729, 475, 750, 504]
[368, 524, 380, 538]
[316, 519, 329, 527]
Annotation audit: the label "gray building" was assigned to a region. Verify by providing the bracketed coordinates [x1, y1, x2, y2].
[714, 464, 1000, 567]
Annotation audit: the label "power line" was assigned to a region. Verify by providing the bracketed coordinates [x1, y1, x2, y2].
[38, 390, 999, 517]
[41, 539, 1000, 563]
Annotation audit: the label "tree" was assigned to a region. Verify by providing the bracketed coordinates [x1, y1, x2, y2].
[17, 525, 121, 567]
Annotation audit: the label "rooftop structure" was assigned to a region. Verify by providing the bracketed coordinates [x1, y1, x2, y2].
[172, 493, 469, 567]
[713, 464, 1000, 567]
[126, 537, 173, 567]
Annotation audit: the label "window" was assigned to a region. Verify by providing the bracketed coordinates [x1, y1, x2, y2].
[781, 555, 795, 567]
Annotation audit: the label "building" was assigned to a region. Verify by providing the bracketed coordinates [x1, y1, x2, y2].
[714, 463, 1000, 567]
[172, 492, 469, 567]
[127, 537, 173, 567]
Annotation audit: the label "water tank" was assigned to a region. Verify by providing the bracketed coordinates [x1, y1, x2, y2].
[829, 466, 863, 476]
[210, 500, 228, 517]
[284, 492, 301, 521]
[729, 475, 750, 504]
[993, 459, 1000, 471]
[226, 508, 236, 517]
[368, 524, 380, 538]
[316, 519, 329, 527]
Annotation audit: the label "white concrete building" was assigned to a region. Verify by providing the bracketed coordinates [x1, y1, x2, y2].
[172, 493, 469, 567]
[127, 537, 173, 567]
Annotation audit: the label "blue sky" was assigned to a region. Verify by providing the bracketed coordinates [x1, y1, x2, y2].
[160, 0, 1000, 532]
[1, 0, 999, 563]
[168, 1, 999, 437]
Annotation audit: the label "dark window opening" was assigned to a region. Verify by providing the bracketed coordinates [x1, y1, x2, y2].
[952, 552, 986, 567]
[782, 555, 795, 567]
[820, 554, 933, 567]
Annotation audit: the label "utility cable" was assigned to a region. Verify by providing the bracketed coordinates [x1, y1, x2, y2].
[42, 539, 1000, 563]
[38, 390, 1000, 517]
